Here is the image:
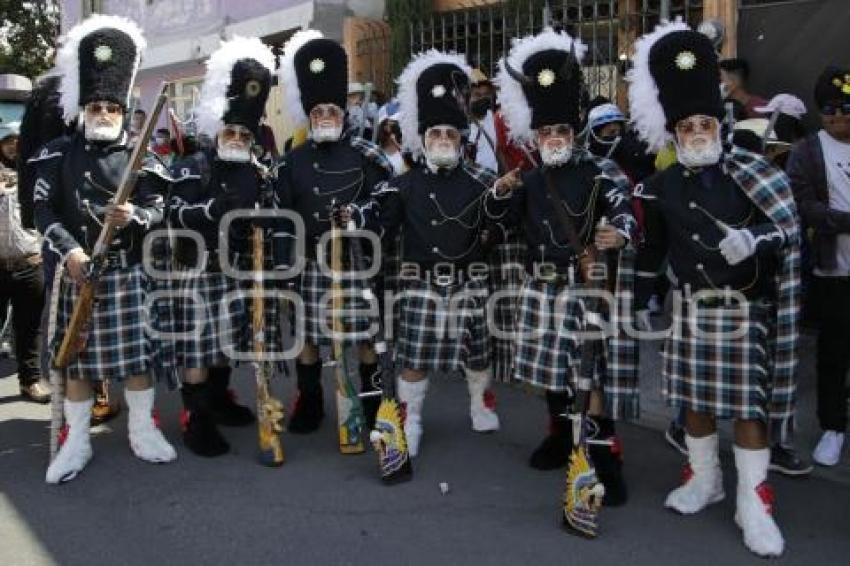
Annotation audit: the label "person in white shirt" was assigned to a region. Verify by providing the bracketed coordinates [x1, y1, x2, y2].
[467, 69, 499, 174]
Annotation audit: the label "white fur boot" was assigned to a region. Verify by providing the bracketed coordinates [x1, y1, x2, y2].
[397, 378, 429, 458]
[465, 368, 500, 432]
[734, 446, 785, 558]
[665, 433, 725, 514]
[125, 388, 177, 463]
[46, 398, 94, 484]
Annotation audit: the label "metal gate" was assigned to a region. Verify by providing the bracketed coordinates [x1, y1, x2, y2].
[399, 1, 705, 101]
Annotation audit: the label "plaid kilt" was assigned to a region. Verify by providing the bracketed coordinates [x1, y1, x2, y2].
[512, 278, 588, 392]
[53, 263, 171, 382]
[662, 300, 774, 421]
[488, 236, 527, 382]
[171, 269, 245, 368]
[299, 259, 373, 348]
[395, 276, 489, 371]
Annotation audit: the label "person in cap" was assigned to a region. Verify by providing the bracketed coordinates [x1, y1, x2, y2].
[364, 50, 502, 458]
[786, 66, 850, 470]
[165, 36, 282, 457]
[274, 30, 393, 434]
[719, 58, 769, 120]
[629, 21, 801, 557]
[584, 102, 655, 183]
[489, 28, 638, 506]
[467, 68, 499, 174]
[34, 15, 178, 483]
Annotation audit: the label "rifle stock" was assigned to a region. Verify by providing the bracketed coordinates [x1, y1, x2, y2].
[53, 83, 170, 369]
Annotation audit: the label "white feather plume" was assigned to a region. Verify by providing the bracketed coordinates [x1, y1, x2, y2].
[56, 14, 147, 124]
[278, 29, 324, 128]
[626, 18, 691, 152]
[396, 49, 472, 158]
[196, 35, 276, 138]
[495, 28, 587, 145]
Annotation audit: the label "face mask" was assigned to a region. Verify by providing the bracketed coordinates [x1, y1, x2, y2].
[424, 142, 459, 171]
[471, 98, 492, 118]
[217, 139, 251, 162]
[84, 113, 123, 142]
[540, 143, 573, 167]
[312, 123, 343, 144]
[676, 132, 723, 168]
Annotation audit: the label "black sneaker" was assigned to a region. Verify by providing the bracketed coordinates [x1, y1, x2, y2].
[769, 444, 813, 477]
[664, 420, 688, 456]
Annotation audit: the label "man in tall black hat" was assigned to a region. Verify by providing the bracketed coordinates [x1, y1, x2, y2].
[166, 36, 281, 457]
[364, 50, 502, 458]
[274, 30, 393, 434]
[629, 21, 801, 557]
[490, 27, 637, 508]
[34, 15, 177, 483]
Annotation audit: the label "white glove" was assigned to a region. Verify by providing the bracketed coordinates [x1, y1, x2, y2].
[719, 228, 756, 266]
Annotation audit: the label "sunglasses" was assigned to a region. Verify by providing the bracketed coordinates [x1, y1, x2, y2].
[310, 104, 343, 120]
[674, 117, 718, 136]
[820, 102, 850, 116]
[85, 102, 122, 115]
[220, 126, 253, 143]
[537, 124, 573, 137]
[425, 126, 460, 142]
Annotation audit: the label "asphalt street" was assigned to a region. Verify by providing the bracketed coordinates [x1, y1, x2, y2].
[1, 335, 848, 566]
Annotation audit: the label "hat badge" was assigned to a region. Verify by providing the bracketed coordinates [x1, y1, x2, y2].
[832, 75, 850, 95]
[94, 44, 113, 63]
[675, 51, 696, 71]
[309, 58, 325, 74]
[431, 84, 447, 98]
[245, 80, 261, 98]
[537, 69, 556, 87]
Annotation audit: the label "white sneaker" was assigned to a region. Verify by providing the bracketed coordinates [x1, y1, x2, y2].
[46, 398, 94, 484]
[812, 431, 845, 467]
[126, 388, 177, 464]
[664, 433, 725, 514]
[465, 368, 500, 433]
[734, 446, 785, 558]
[397, 378, 429, 458]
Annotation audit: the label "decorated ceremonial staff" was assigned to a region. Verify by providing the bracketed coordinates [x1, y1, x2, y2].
[274, 30, 393, 446]
[34, 15, 177, 483]
[365, 50, 501, 458]
[488, 27, 639, 532]
[166, 36, 280, 457]
[628, 21, 800, 558]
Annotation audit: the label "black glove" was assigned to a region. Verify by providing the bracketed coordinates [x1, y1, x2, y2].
[208, 190, 243, 218]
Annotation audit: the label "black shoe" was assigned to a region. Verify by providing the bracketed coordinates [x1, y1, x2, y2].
[665, 420, 688, 456]
[586, 417, 628, 506]
[181, 382, 230, 457]
[360, 362, 381, 431]
[529, 419, 572, 470]
[208, 366, 255, 427]
[182, 410, 230, 457]
[288, 361, 325, 434]
[769, 444, 813, 477]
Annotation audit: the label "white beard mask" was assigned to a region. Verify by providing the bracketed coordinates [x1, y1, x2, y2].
[676, 133, 723, 168]
[217, 140, 251, 163]
[424, 143, 459, 171]
[540, 144, 573, 167]
[84, 114, 123, 142]
[312, 123, 343, 144]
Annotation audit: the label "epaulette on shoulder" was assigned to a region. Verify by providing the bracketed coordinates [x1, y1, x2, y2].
[26, 136, 71, 164]
[141, 154, 175, 182]
[169, 155, 204, 183]
[350, 136, 394, 176]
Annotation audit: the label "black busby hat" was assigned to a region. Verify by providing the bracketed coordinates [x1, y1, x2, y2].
[814, 66, 850, 109]
[280, 30, 348, 127]
[196, 36, 275, 138]
[57, 15, 146, 124]
[397, 50, 473, 158]
[497, 28, 587, 144]
[628, 20, 724, 152]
